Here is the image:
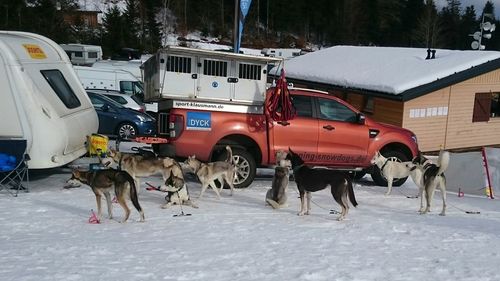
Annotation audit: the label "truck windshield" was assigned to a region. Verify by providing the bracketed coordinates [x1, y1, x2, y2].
[132, 81, 145, 101]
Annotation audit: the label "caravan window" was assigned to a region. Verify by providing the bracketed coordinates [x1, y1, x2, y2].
[41, 70, 81, 109]
[88, 52, 98, 58]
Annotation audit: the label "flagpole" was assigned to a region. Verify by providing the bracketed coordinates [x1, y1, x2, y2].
[233, 0, 240, 53]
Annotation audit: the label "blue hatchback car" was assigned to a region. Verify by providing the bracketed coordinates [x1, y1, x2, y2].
[86, 91, 156, 139]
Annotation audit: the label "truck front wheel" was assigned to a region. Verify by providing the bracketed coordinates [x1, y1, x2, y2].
[231, 148, 256, 188]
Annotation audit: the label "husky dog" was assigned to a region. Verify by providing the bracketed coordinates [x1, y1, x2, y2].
[266, 150, 291, 209]
[370, 151, 412, 196]
[184, 146, 236, 199]
[286, 148, 358, 221]
[108, 148, 182, 191]
[411, 150, 449, 216]
[67, 169, 145, 222]
[159, 170, 198, 209]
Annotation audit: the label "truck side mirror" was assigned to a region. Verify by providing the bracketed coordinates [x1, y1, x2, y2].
[357, 113, 366, 125]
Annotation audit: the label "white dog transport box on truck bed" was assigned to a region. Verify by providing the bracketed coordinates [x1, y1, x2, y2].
[143, 46, 282, 106]
[0, 31, 98, 169]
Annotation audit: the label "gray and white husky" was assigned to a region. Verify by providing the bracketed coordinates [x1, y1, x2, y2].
[184, 146, 236, 199]
[266, 150, 291, 209]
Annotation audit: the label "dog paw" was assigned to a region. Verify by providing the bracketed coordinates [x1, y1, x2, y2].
[439, 212, 446, 216]
[161, 203, 171, 209]
[297, 212, 305, 216]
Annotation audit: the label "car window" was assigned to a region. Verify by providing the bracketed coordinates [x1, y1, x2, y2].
[291, 95, 313, 117]
[131, 94, 144, 105]
[87, 92, 126, 109]
[318, 97, 357, 122]
[105, 95, 127, 105]
[88, 95, 106, 110]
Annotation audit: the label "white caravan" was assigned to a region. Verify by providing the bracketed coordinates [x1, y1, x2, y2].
[0, 31, 98, 169]
[74, 66, 157, 113]
[60, 43, 103, 66]
[261, 48, 302, 59]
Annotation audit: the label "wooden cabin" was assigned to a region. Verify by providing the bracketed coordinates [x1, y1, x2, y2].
[279, 46, 500, 152]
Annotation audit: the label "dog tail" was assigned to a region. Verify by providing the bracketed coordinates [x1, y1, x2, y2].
[121, 171, 144, 215]
[436, 150, 450, 176]
[347, 177, 358, 207]
[225, 146, 234, 164]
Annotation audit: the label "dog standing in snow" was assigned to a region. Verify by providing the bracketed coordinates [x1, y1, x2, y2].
[410, 150, 449, 216]
[370, 151, 412, 196]
[266, 150, 291, 209]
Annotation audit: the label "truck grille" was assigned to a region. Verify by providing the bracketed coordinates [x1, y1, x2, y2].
[158, 113, 169, 135]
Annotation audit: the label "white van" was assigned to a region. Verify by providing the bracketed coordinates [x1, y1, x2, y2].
[74, 66, 157, 113]
[0, 31, 99, 169]
[60, 43, 103, 66]
[92, 59, 145, 81]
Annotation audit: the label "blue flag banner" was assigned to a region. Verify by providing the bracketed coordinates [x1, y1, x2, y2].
[236, 0, 252, 53]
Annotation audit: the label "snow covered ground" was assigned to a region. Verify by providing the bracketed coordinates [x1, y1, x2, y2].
[1, 151, 500, 281]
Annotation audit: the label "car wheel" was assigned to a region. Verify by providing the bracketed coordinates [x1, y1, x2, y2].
[231, 148, 256, 188]
[117, 123, 137, 139]
[370, 150, 409, 187]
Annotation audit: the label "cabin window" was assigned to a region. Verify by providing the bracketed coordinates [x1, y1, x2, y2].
[362, 96, 374, 114]
[238, 63, 261, 80]
[166, 56, 191, 73]
[203, 59, 228, 77]
[491, 93, 500, 118]
[40, 70, 81, 109]
[472, 92, 500, 122]
[318, 97, 357, 122]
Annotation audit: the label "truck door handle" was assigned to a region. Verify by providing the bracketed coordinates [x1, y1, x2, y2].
[277, 121, 290, 126]
[323, 125, 335, 131]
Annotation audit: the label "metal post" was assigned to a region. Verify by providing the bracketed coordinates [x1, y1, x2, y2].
[233, 0, 240, 52]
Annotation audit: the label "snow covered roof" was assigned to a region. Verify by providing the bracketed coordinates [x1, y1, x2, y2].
[282, 45, 500, 100]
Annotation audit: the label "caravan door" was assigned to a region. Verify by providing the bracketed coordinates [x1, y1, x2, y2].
[197, 57, 232, 101]
[160, 53, 197, 98]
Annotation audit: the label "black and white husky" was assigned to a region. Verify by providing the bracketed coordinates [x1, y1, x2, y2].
[286, 148, 358, 220]
[411, 150, 449, 216]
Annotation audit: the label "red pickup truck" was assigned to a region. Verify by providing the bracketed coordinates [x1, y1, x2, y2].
[152, 87, 419, 188]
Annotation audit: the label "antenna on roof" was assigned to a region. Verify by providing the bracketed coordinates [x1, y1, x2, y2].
[470, 13, 495, 51]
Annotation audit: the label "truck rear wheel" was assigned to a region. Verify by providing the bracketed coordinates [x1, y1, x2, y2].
[231, 148, 256, 188]
[370, 150, 409, 187]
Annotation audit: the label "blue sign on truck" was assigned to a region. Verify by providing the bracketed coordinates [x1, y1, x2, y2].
[186, 111, 211, 131]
